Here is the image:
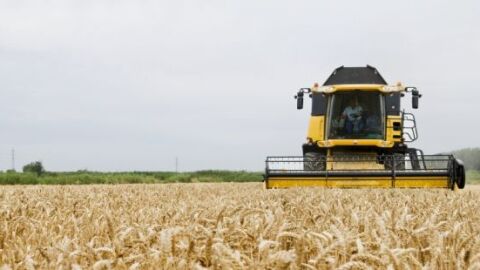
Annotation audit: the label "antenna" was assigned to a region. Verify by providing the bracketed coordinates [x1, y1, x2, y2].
[11, 148, 15, 171]
[175, 157, 178, 173]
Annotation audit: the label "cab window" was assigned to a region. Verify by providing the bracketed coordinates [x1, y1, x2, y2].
[327, 92, 385, 139]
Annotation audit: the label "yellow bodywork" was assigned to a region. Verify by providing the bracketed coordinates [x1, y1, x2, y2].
[317, 139, 394, 148]
[313, 84, 404, 93]
[265, 176, 450, 189]
[386, 115, 403, 144]
[307, 116, 324, 142]
[267, 83, 451, 189]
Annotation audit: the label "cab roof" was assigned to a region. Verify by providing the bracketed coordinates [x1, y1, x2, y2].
[323, 65, 387, 86]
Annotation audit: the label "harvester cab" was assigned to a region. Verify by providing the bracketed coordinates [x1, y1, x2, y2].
[265, 66, 465, 189]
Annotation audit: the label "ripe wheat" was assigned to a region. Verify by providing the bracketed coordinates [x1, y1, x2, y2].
[0, 183, 479, 269]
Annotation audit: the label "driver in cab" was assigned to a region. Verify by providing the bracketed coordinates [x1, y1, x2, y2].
[341, 98, 363, 134]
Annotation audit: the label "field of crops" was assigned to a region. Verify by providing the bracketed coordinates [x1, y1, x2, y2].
[1, 183, 480, 269]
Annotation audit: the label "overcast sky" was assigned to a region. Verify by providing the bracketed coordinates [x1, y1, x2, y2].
[0, 0, 479, 171]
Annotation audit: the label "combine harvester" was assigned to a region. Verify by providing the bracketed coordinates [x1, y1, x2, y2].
[264, 66, 465, 190]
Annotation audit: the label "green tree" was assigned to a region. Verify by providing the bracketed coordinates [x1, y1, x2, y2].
[23, 161, 45, 176]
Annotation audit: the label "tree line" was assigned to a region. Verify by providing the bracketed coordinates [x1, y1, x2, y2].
[450, 148, 480, 170]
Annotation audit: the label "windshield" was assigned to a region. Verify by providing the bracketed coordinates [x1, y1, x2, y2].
[327, 91, 385, 139]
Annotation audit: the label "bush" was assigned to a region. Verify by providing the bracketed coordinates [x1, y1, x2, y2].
[467, 170, 480, 184]
[23, 161, 45, 176]
[168, 174, 192, 183]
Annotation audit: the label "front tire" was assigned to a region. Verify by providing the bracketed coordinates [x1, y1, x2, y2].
[456, 162, 466, 189]
[384, 153, 405, 171]
[304, 152, 326, 171]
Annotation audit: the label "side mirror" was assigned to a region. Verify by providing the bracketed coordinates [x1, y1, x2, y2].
[295, 92, 304, 110]
[412, 95, 419, 109]
[294, 88, 311, 110]
[412, 89, 420, 109]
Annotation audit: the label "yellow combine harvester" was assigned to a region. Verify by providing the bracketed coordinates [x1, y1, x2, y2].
[264, 66, 466, 189]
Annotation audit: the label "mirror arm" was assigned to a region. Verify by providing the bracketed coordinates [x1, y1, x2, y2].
[294, 88, 312, 97]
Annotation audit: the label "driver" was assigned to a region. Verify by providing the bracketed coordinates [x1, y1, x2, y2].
[341, 97, 363, 134]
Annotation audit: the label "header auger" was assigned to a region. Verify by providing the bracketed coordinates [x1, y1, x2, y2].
[264, 66, 465, 189]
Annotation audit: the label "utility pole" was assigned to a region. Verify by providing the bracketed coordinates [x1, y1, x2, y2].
[11, 148, 15, 171]
[175, 157, 178, 173]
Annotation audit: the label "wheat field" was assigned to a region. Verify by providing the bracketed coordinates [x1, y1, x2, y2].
[0, 183, 479, 269]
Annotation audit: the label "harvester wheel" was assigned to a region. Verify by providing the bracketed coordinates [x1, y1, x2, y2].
[384, 154, 405, 171]
[456, 165, 466, 189]
[304, 152, 326, 171]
